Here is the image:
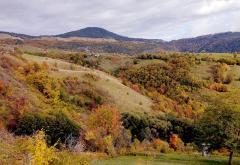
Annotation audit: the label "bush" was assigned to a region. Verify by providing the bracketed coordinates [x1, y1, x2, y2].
[217, 58, 237, 65]
[211, 63, 229, 83]
[61, 77, 104, 109]
[185, 143, 198, 153]
[209, 83, 228, 92]
[169, 134, 185, 151]
[224, 73, 234, 84]
[115, 129, 132, 149]
[0, 80, 11, 96]
[0, 55, 20, 70]
[53, 151, 90, 165]
[27, 71, 60, 102]
[152, 139, 170, 153]
[0, 80, 4, 94]
[29, 131, 57, 165]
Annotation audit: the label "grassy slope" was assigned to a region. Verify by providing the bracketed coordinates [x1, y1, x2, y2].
[22, 54, 153, 113]
[91, 153, 240, 165]
[191, 60, 240, 108]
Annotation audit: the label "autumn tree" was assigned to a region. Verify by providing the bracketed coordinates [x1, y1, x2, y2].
[28, 131, 57, 165]
[169, 134, 184, 151]
[85, 105, 122, 155]
[197, 105, 240, 165]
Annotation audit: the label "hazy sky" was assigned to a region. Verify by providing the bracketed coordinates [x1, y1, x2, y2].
[0, 0, 239, 40]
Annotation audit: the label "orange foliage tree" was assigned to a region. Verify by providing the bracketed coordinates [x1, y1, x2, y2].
[169, 134, 184, 151]
[85, 105, 122, 154]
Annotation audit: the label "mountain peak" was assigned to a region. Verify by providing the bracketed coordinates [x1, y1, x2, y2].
[56, 27, 131, 41]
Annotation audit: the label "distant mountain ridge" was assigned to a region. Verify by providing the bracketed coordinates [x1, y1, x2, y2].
[0, 27, 240, 53]
[0, 31, 34, 39]
[169, 32, 240, 53]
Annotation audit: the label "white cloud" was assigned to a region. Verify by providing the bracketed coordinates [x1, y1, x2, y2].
[0, 0, 239, 40]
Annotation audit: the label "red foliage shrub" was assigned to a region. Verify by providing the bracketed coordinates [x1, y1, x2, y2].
[7, 97, 27, 131]
[0, 80, 10, 96]
[131, 84, 140, 93]
[0, 80, 5, 93]
[22, 62, 43, 75]
[209, 83, 228, 92]
[0, 55, 20, 70]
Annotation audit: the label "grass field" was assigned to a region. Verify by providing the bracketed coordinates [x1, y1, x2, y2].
[91, 154, 240, 165]
[190, 59, 240, 108]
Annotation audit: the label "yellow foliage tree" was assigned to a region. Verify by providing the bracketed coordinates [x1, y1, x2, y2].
[28, 131, 57, 165]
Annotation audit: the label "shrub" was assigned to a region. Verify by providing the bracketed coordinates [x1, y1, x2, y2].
[0, 80, 12, 96]
[29, 131, 57, 165]
[0, 55, 20, 70]
[27, 72, 60, 102]
[224, 73, 234, 84]
[21, 62, 46, 76]
[84, 73, 100, 81]
[53, 151, 90, 165]
[0, 80, 4, 93]
[217, 58, 237, 65]
[0, 80, 10, 96]
[133, 59, 139, 64]
[130, 139, 140, 153]
[61, 77, 104, 109]
[209, 83, 228, 92]
[169, 134, 185, 151]
[152, 139, 170, 153]
[185, 143, 198, 153]
[211, 63, 229, 83]
[115, 129, 132, 149]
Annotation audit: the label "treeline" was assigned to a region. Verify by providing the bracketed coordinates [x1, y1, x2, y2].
[121, 112, 195, 143]
[138, 52, 240, 66]
[201, 56, 240, 66]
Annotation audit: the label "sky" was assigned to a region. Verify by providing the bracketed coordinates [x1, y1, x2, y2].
[0, 0, 240, 41]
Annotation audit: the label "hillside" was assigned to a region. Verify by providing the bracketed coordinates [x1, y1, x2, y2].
[169, 32, 240, 53]
[22, 54, 153, 113]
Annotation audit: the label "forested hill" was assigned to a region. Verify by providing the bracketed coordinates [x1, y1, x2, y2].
[169, 32, 240, 53]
